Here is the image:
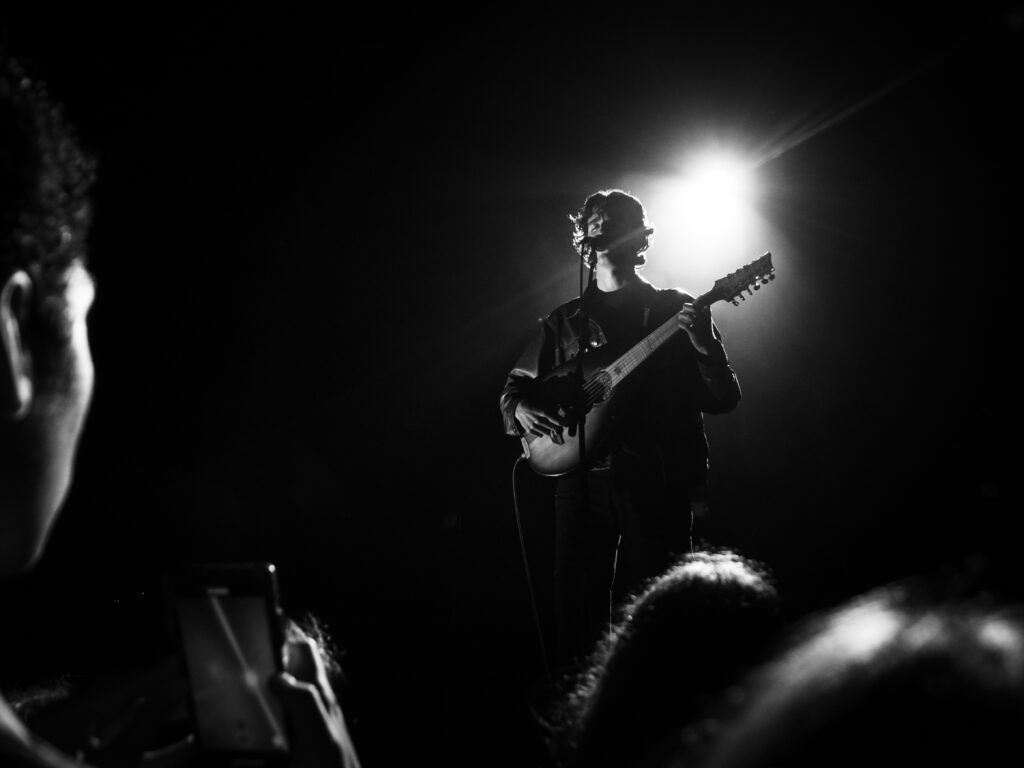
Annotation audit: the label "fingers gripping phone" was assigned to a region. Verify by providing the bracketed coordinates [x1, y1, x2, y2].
[167, 562, 290, 766]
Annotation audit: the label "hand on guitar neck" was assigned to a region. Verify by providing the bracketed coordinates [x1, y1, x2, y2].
[677, 302, 714, 356]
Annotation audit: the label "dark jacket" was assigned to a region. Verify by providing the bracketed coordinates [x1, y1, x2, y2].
[499, 277, 741, 495]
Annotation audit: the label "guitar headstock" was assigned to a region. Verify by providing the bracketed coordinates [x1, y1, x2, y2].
[707, 252, 775, 306]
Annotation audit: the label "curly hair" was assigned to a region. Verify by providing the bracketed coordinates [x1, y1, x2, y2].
[568, 188, 654, 266]
[0, 53, 96, 299]
[542, 549, 782, 768]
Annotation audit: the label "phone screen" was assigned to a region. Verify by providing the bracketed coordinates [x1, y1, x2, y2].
[175, 590, 290, 755]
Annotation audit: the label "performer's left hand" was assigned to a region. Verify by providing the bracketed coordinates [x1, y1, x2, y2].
[678, 303, 713, 356]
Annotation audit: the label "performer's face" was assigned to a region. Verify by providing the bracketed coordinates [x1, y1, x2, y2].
[587, 208, 638, 266]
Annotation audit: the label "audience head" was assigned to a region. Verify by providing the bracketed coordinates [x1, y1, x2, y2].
[0, 53, 97, 574]
[691, 577, 1024, 768]
[549, 549, 782, 768]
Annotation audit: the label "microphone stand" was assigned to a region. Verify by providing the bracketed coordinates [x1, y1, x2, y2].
[574, 243, 597, 503]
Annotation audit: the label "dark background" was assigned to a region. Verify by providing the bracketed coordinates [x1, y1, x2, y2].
[1, 5, 1020, 766]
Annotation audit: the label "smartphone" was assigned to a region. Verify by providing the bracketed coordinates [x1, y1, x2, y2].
[167, 562, 290, 766]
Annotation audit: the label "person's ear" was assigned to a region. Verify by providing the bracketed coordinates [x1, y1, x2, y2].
[0, 270, 34, 420]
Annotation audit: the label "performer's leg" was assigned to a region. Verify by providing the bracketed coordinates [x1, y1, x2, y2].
[554, 471, 618, 669]
[609, 458, 690, 607]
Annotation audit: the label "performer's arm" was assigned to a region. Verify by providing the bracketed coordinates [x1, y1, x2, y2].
[499, 318, 569, 437]
[678, 302, 742, 414]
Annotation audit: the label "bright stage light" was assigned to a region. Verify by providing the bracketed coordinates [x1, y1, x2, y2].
[625, 148, 765, 287]
[673, 152, 755, 244]
[688, 153, 753, 199]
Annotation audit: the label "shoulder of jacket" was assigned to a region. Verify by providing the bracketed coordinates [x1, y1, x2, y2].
[544, 296, 582, 322]
[654, 286, 696, 306]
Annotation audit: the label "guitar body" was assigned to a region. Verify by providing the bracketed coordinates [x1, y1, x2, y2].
[520, 345, 622, 477]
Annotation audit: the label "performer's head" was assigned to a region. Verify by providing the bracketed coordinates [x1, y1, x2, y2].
[0, 55, 97, 574]
[571, 189, 654, 267]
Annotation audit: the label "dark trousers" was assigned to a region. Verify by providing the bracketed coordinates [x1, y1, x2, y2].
[553, 456, 692, 668]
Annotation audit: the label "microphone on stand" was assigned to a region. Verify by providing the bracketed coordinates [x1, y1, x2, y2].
[579, 234, 609, 268]
[579, 234, 611, 250]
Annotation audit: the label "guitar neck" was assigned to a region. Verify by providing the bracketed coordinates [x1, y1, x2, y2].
[603, 292, 712, 389]
[590, 251, 774, 391]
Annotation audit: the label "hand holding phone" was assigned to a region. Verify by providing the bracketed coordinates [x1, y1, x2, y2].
[168, 563, 362, 768]
[271, 633, 362, 768]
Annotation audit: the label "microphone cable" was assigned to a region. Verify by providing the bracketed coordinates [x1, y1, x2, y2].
[511, 454, 552, 684]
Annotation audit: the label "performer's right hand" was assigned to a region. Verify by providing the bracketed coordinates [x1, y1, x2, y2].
[514, 399, 569, 438]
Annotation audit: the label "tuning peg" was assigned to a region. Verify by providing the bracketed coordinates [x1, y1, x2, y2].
[753, 283, 760, 290]
[731, 299, 740, 306]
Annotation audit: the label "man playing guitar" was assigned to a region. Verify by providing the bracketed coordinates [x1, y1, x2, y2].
[500, 189, 743, 668]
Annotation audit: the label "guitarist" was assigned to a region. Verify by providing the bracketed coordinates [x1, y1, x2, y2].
[499, 189, 742, 668]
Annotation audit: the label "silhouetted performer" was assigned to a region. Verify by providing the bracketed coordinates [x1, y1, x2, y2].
[500, 189, 741, 667]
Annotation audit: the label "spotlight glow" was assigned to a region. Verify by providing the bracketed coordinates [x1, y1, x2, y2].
[624, 148, 765, 287]
[689, 153, 753, 199]
[671, 152, 755, 247]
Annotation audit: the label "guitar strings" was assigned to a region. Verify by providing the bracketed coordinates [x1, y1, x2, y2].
[569, 262, 772, 415]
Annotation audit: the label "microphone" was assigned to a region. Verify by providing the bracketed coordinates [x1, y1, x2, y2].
[580, 227, 652, 251]
[579, 234, 611, 250]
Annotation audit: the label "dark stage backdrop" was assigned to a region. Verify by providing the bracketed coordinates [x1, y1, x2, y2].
[1, 6, 1019, 767]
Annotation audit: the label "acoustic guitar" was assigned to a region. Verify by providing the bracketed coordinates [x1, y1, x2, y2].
[520, 252, 775, 476]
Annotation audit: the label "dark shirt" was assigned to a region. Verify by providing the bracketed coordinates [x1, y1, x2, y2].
[500, 276, 741, 495]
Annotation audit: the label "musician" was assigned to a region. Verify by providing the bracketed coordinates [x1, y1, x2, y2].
[500, 189, 742, 667]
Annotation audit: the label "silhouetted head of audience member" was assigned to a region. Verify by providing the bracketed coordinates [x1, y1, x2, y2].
[0, 53, 96, 575]
[546, 549, 783, 768]
[689, 578, 1024, 768]
[0, 53, 364, 768]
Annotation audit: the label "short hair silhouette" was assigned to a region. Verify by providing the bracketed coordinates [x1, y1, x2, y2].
[692, 578, 1024, 768]
[1, 55, 95, 320]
